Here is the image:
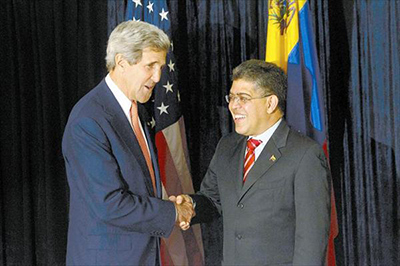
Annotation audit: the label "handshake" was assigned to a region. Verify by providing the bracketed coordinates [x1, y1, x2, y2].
[169, 194, 195, 231]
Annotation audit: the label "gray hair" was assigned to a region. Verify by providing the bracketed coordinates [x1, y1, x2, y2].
[232, 60, 287, 113]
[106, 20, 170, 71]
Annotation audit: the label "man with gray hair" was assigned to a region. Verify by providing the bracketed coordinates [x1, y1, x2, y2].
[62, 20, 193, 265]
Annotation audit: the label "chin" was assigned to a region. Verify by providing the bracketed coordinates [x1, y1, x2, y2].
[138, 95, 152, 104]
[234, 127, 247, 136]
[144, 96, 152, 103]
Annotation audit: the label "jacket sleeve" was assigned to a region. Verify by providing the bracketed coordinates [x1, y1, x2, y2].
[293, 143, 331, 265]
[190, 141, 222, 224]
[63, 116, 176, 237]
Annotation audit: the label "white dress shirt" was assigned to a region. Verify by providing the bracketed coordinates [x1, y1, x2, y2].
[247, 118, 282, 161]
[105, 74, 151, 155]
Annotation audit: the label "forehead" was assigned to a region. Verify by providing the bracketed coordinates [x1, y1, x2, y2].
[230, 79, 258, 95]
[140, 47, 167, 63]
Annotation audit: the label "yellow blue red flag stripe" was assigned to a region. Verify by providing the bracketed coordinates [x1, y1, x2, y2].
[266, 1, 338, 265]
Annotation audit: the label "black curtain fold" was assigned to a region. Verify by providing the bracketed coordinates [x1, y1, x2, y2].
[170, 0, 268, 192]
[340, 0, 400, 264]
[0, 1, 108, 265]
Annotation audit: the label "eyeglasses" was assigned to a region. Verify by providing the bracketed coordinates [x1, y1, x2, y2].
[225, 94, 272, 104]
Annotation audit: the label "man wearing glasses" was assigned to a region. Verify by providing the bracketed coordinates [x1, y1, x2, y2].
[172, 60, 331, 265]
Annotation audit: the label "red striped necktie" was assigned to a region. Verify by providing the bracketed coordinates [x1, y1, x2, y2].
[243, 138, 262, 183]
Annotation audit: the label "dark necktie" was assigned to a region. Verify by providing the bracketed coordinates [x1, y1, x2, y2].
[130, 101, 156, 193]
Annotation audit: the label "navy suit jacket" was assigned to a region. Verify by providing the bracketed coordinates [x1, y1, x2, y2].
[62, 79, 176, 265]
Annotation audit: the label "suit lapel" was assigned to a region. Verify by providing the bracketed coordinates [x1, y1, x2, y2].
[239, 141, 281, 199]
[232, 137, 247, 196]
[141, 120, 163, 198]
[238, 120, 290, 202]
[95, 81, 155, 196]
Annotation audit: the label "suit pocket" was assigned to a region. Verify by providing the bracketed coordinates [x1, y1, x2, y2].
[87, 234, 131, 250]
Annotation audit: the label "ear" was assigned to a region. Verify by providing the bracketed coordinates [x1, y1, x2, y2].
[114, 54, 126, 71]
[266, 95, 279, 114]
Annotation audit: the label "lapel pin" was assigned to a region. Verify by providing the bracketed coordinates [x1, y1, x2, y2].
[269, 155, 276, 162]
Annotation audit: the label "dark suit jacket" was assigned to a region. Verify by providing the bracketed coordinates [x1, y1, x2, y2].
[192, 120, 331, 265]
[62, 79, 176, 265]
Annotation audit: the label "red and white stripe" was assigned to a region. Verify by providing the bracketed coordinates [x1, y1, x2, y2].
[243, 139, 262, 183]
[243, 150, 255, 181]
[156, 117, 204, 266]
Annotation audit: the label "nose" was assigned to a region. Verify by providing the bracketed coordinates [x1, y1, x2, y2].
[151, 67, 162, 83]
[229, 98, 241, 110]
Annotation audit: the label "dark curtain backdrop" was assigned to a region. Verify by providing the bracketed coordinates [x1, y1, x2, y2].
[1, 0, 399, 265]
[325, 0, 400, 265]
[0, 1, 108, 265]
[336, 1, 400, 265]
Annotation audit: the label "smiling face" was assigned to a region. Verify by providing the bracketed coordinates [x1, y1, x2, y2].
[229, 79, 279, 136]
[114, 47, 167, 103]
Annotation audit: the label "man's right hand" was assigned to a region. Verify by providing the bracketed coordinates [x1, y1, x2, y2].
[169, 194, 195, 231]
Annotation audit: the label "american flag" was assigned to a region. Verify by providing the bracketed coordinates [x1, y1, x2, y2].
[126, 1, 204, 265]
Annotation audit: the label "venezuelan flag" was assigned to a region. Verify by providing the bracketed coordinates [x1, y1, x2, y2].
[266, 1, 338, 265]
[267, 0, 324, 139]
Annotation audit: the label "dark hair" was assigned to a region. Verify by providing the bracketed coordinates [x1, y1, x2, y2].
[232, 60, 287, 113]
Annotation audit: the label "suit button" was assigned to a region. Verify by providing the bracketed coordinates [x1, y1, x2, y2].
[236, 234, 242, 240]
[238, 203, 244, 209]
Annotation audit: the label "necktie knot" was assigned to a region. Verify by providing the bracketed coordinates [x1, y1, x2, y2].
[246, 138, 262, 152]
[243, 138, 262, 183]
[130, 101, 138, 121]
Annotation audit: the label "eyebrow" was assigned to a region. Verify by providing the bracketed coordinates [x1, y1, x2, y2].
[230, 92, 252, 97]
[147, 61, 166, 67]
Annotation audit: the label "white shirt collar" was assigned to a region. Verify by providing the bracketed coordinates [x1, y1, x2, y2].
[105, 73, 132, 124]
[105, 74, 150, 152]
[249, 118, 282, 143]
[247, 118, 282, 160]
